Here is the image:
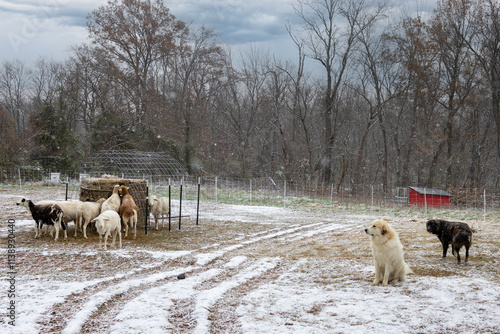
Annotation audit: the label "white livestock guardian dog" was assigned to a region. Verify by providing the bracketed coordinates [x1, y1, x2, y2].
[365, 219, 412, 286]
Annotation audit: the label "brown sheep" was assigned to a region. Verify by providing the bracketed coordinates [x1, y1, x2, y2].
[119, 186, 138, 239]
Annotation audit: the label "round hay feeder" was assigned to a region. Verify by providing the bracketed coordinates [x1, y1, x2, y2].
[80, 176, 148, 227]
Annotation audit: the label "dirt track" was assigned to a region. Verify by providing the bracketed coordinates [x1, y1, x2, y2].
[1, 187, 500, 333]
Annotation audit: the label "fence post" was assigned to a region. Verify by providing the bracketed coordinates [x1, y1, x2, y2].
[168, 178, 171, 232]
[330, 183, 333, 208]
[196, 177, 200, 226]
[215, 176, 218, 204]
[284, 180, 286, 208]
[371, 185, 374, 210]
[424, 187, 427, 216]
[250, 179, 252, 204]
[145, 185, 149, 235]
[179, 178, 183, 230]
[65, 182, 69, 200]
[484, 189, 487, 223]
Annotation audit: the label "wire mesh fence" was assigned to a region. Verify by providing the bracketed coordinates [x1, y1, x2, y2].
[2, 167, 499, 218]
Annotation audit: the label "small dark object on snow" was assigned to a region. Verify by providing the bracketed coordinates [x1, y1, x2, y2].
[177, 273, 186, 279]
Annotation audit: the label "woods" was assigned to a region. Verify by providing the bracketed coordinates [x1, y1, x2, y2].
[0, 0, 499, 190]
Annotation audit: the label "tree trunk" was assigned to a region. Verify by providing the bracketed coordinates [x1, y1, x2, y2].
[322, 73, 334, 184]
[492, 77, 500, 160]
[353, 114, 375, 193]
[427, 140, 445, 188]
[377, 107, 389, 191]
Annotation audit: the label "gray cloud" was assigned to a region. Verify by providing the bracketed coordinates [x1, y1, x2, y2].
[168, 0, 294, 44]
[0, 0, 101, 27]
[0, 0, 437, 64]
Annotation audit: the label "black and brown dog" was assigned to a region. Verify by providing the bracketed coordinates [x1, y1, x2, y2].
[426, 219, 473, 263]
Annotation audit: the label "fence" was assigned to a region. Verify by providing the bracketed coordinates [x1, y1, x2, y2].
[2, 168, 499, 218]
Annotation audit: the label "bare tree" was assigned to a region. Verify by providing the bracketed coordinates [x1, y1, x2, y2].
[31, 57, 61, 107]
[427, 0, 479, 187]
[0, 60, 30, 134]
[468, 0, 500, 161]
[168, 26, 225, 173]
[282, 26, 322, 179]
[385, 16, 440, 187]
[352, 5, 397, 192]
[213, 48, 271, 177]
[292, 0, 386, 183]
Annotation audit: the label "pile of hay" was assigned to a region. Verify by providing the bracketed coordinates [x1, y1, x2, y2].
[80, 176, 148, 227]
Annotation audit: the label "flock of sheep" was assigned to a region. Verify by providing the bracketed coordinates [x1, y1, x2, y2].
[16, 185, 170, 250]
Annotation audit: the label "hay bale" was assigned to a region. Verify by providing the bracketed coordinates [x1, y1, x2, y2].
[80, 176, 148, 227]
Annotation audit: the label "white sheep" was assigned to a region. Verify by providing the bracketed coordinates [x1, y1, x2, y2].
[92, 210, 122, 250]
[76, 198, 106, 239]
[148, 195, 170, 230]
[101, 185, 121, 213]
[35, 199, 82, 237]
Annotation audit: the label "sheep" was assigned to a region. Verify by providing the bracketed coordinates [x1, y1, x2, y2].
[16, 198, 66, 240]
[76, 198, 106, 239]
[101, 185, 121, 213]
[16, 197, 54, 237]
[36, 199, 82, 237]
[92, 210, 122, 250]
[119, 186, 138, 239]
[148, 195, 170, 230]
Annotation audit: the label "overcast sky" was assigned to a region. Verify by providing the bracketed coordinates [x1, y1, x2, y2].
[0, 0, 436, 66]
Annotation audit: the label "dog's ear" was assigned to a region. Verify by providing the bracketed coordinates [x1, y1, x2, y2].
[381, 226, 387, 235]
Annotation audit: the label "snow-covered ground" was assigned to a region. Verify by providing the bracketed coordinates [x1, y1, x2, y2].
[1, 188, 499, 333]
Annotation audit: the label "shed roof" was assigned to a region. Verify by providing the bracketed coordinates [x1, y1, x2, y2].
[409, 186, 452, 197]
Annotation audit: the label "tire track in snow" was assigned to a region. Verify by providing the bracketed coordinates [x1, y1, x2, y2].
[108, 268, 223, 333]
[192, 258, 279, 334]
[106, 257, 279, 333]
[62, 267, 196, 334]
[59, 219, 354, 333]
[107, 220, 358, 332]
[283, 222, 364, 242]
[58, 222, 314, 332]
[35, 250, 190, 332]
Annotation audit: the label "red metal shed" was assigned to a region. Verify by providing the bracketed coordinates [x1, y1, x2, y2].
[409, 187, 452, 207]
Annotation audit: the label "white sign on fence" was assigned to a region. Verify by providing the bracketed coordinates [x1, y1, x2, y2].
[50, 172, 61, 184]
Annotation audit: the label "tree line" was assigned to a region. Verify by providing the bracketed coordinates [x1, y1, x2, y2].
[1, 0, 499, 191]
